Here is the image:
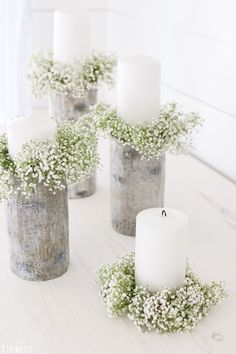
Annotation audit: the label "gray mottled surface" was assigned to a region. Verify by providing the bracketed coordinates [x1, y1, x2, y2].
[48, 89, 97, 122]
[48, 89, 97, 198]
[68, 170, 96, 199]
[6, 183, 69, 281]
[110, 138, 165, 236]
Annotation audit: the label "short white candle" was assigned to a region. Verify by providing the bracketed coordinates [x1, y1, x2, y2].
[117, 55, 161, 124]
[7, 113, 57, 160]
[135, 208, 188, 291]
[53, 8, 90, 63]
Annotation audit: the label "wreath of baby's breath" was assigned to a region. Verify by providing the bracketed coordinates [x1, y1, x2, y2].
[93, 102, 202, 159]
[0, 117, 99, 201]
[97, 253, 227, 334]
[27, 50, 117, 99]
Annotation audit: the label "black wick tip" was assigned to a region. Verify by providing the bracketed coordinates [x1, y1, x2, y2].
[162, 209, 167, 217]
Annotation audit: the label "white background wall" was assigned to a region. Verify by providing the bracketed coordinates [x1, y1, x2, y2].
[30, 0, 236, 182]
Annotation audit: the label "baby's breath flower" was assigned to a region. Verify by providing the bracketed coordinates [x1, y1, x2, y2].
[80, 52, 117, 90]
[97, 253, 227, 333]
[27, 50, 117, 99]
[94, 102, 203, 159]
[0, 116, 99, 201]
[97, 253, 135, 316]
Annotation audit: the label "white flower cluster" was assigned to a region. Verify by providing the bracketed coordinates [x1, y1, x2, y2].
[97, 253, 227, 334]
[97, 253, 135, 316]
[0, 118, 99, 200]
[27, 50, 116, 99]
[0, 135, 16, 200]
[80, 52, 117, 91]
[94, 102, 202, 159]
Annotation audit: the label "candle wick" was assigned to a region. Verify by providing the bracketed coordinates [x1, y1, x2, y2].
[162, 210, 167, 217]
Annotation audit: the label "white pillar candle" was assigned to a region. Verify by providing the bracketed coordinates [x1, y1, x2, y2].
[117, 55, 161, 124]
[7, 113, 57, 160]
[53, 8, 91, 63]
[135, 208, 188, 291]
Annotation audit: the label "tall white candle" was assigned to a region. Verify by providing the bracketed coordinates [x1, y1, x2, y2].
[117, 55, 161, 124]
[135, 208, 188, 291]
[53, 8, 90, 63]
[7, 113, 57, 160]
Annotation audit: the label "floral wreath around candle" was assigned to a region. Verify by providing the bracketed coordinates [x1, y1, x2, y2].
[97, 253, 227, 334]
[27, 50, 117, 99]
[0, 115, 99, 200]
[93, 102, 202, 159]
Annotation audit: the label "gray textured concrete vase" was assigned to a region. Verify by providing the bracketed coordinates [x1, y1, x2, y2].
[68, 169, 96, 199]
[49, 89, 97, 198]
[48, 89, 98, 122]
[6, 183, 69, 281]
[110, 138, 165, 236]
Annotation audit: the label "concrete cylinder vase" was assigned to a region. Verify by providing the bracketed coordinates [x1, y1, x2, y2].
[110, 138, 165, 236]
[49, 89, 97, 199]
[6, 182, 69, 281]
[48, 89, 97, 122]
[68, 169, 96, 199]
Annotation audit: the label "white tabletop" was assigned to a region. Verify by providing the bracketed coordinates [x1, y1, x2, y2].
[0, 139, 235, 354]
